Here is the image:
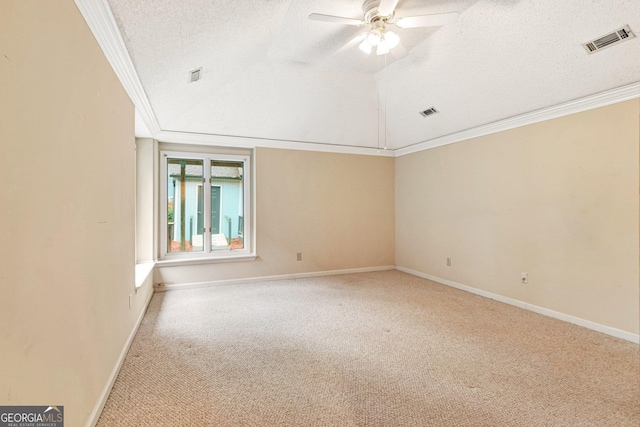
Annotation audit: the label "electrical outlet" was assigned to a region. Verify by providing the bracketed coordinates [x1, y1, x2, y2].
[297, 252, 302, 261]
[521, 272, 528, 284]
[446, 257, 451, 266]
[129, 294, 132, 309]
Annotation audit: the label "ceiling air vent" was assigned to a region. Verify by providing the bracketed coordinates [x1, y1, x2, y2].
[419, 107, 439, 117]
[582, 25, 635, 54]
[189, 67, 203, 83]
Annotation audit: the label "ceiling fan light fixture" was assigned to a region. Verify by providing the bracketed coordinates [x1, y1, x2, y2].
[366, 29, 382, 46]
[383, 30, 399, 49]
[358, 39, 373, 54]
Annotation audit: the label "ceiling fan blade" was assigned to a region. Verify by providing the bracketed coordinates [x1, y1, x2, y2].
[377, 0, 399, 17]
[395, 12, 459, 28]
[308, 13, 365, 26]
[333, 32, 368, 55]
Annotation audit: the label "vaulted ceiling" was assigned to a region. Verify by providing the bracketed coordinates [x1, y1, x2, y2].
[86, 0, 640, 154]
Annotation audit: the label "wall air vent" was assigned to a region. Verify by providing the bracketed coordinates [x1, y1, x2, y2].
[189, 67, 203, 83]
[582, 25, 635, 54]
[419, 107, 439, 117]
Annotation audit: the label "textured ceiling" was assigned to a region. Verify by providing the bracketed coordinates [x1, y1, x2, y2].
[107, 0, 640, 151]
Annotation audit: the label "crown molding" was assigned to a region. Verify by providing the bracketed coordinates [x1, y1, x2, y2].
[395, 82, 640, 157]
[74, 0, 161, 136]
[155, 130, 395, 157]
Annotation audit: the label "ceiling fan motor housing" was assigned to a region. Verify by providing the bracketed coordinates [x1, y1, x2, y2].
[363, 0, 394, 23]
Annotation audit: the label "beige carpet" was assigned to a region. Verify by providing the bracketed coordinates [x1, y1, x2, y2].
[97, 270, 639, 426]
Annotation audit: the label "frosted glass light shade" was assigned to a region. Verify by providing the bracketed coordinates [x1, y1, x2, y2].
[358, 39, 372, 54]
[383, 30, 399, 49]
[366, 29, 382, 46]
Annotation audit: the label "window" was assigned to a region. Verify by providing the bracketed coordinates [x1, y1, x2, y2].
[160, 150, 252, 260]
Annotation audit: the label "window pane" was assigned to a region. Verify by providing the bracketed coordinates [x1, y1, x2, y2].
[211, 160, 244, 250]
[167, 158, 204, 253]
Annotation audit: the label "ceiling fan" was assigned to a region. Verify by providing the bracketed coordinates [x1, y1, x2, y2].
[309, 0, 459, 56]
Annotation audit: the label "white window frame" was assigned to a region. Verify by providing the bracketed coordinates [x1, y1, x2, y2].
[159, 149, 253, 263]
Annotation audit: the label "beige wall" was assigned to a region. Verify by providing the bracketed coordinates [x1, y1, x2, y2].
[136, 138, 157, 263]
[155, 147, 395, 284]
[396, 100, 639, 334]
[0, 1, 152, 426]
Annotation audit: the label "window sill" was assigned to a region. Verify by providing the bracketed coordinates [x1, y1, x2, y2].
[135, 261, 156, 289]
[155, 253, 257, 267]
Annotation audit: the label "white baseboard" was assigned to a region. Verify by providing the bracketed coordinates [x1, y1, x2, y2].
[396, 266, 639, 344]
[155, 265, 397, 292]
[87, 286, 154, 427]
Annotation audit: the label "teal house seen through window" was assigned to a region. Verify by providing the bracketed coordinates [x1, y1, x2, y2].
[162, 151, 250, 259]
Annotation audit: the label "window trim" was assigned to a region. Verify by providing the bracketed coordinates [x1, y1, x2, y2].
[159, 149, 254, 262]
